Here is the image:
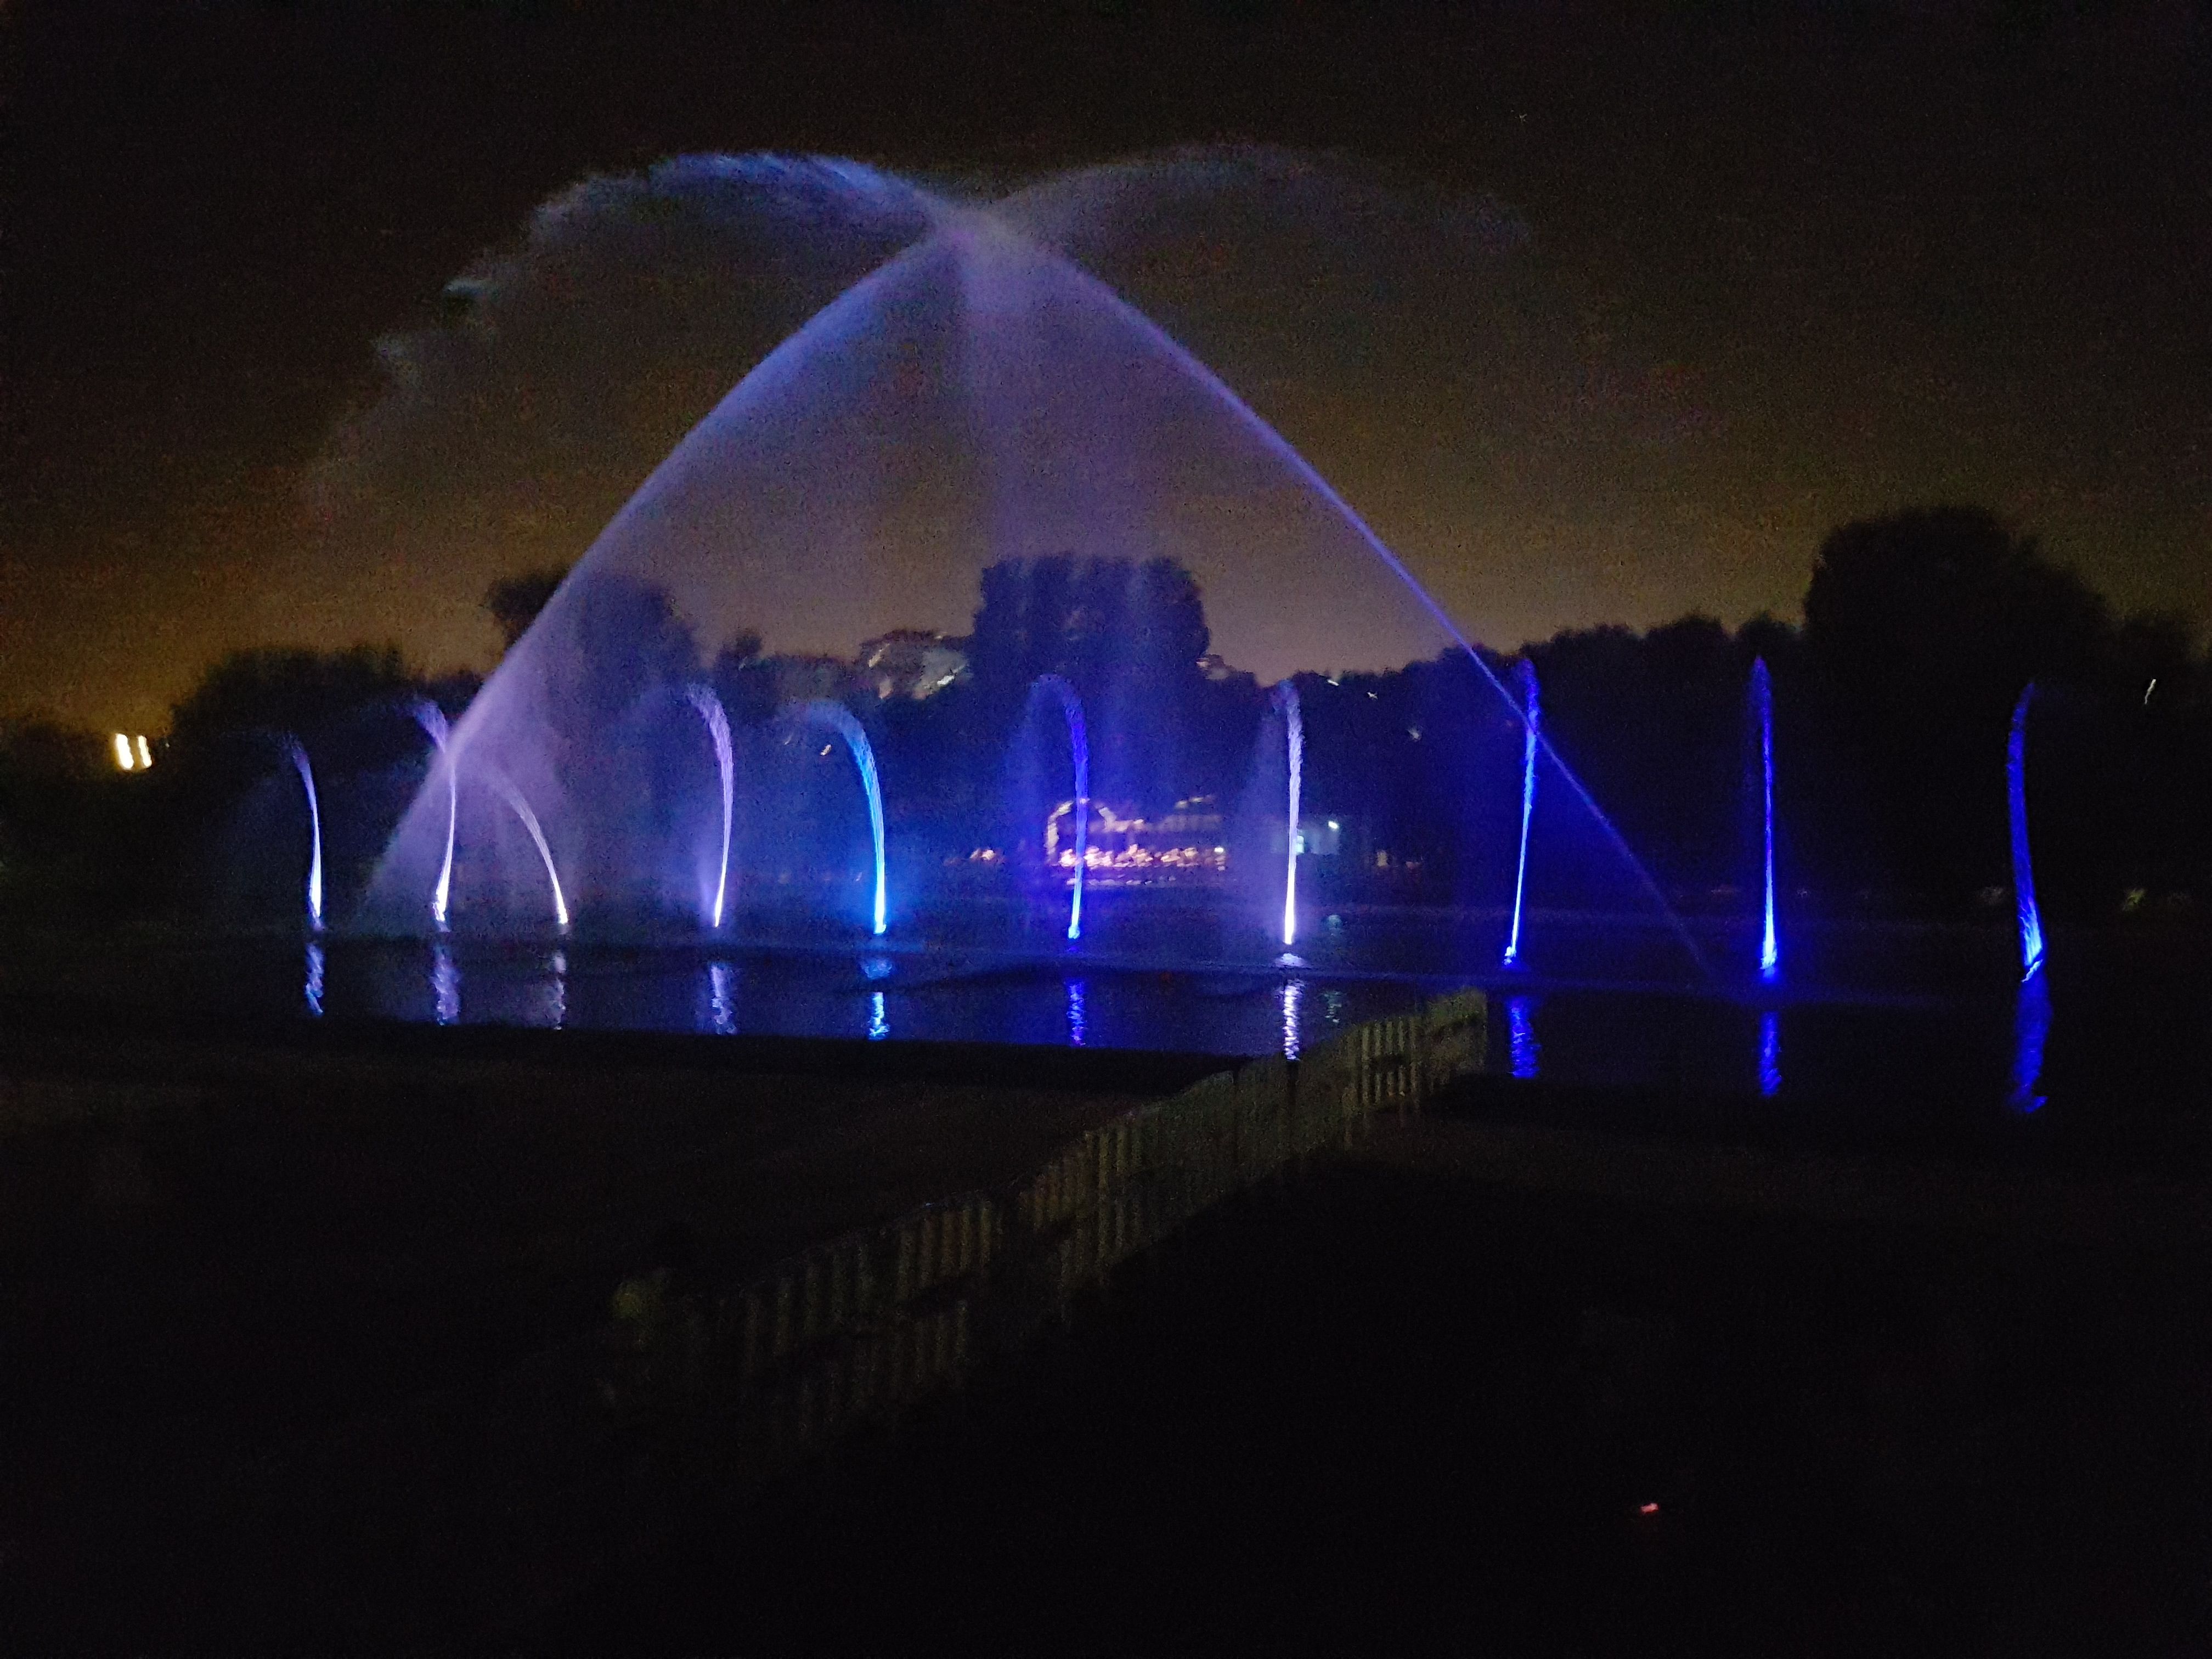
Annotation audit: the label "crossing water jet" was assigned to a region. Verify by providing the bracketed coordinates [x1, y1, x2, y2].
[800, 700, 888, 936]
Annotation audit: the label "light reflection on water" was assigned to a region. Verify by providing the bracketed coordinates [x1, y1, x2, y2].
[1279, 978, 1305, 1059]
[173, 936, 2164, 1135]
[705, 961, 736, 1037]
[1506, 996, 1540, 1080]
[2011, 969, 2051, 1113]
[431, 941, 460, 1026]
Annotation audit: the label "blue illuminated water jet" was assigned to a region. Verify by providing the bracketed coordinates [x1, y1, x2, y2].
[1752, 657, 1779, 983]
[1031, 675, 1090, 941]
[409, 701, 456, 931]
[283, 737, 324, 932]
[1758, 1009, 1781, 1097]
[1503, 659, 1539, 969]
[487, 770, 569, 929]
[2008, 684, 2044, 981]
[802, 700, 888, 936]
[685, 685, 736, 928]
[1273, 680, 1303, 949]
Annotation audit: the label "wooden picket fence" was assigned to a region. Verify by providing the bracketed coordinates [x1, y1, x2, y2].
[607, 986, 1487, 1479]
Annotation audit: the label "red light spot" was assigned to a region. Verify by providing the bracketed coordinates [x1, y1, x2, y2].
[1638, 1503, 1660, 1516]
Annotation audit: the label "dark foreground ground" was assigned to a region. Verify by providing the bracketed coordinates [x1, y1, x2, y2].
[551, 1126, 2212, 1657]
[4, 1001, 2209, 1652]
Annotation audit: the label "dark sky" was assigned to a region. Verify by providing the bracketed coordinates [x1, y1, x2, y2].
[7, 1, 2210, 730]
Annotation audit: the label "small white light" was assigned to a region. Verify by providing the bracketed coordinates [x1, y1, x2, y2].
[112, 733, 135, 771]
[135, 735, 152, 769]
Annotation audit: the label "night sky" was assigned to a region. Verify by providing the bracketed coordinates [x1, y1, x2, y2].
[8, 1, 2209, 730]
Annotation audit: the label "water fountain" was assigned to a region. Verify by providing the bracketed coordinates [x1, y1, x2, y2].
[2008, 684, 2045, 981]
[1028, 675, 1090, 942]
[798, 700, 887, 936]
[685, 685, 736, 928]
[1751, 657, 1779, 983]
[1503, 659, 1539, 969]
[358, 163, 1695, 983]
[486, 770, 569, 930]
[409, 700, 456, 930]
[283, 736, 324, 932]
[1272, 681, 1303, 952]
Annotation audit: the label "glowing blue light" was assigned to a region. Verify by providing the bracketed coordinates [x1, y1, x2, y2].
[304, 940, 325, 1018]
[2009, 685, 2044, 981]
[1752, 658, 1779, 983]
[803, 701, 888, 936]
[1758, 1008, 1781, 1097]
[547, 949, 567, 1030]
[1273, 680, 1303, 949]
[1066, 978, 1087, 1047]
[1506, 996, 1539, 1079]
[284, 737, 323, 932]
[1504, 659, 1539, 969]
[685, 686, 736, 929]
[868, 989, 889, 1041]
[1034, 675, 1090, 941]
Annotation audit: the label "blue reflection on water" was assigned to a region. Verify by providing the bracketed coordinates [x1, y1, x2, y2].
[861, 955, 894, 982]
[1065, 979, 1088, 1047]
[304, 941, 325, 1018]
[1280, 978, 1305, 1059]
[1758, 1008, 1782, 1097]
[705, 961, 736, 1036]
[868, 989, 889, 1042]
[2011, 968, 2051, 1113]
[1506, 995, 1540, 1080]
[431, 940, 460, 1026]
[546, 950, 567, 1031]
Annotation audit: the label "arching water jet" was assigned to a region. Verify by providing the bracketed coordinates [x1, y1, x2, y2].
[486, 771, 569, 930]
[410, 701, 456, 931]
[2008, 685, 2044, 981]
[1273, 680, 1303, 950]
[1030, 675, 1090, 941]
[685, 685, 736, 929]
[283, 736, 324, 932]
[1504, 659, 1539, 969]
[1751, 658, 1779, 983]
[800, 700, 888, 936]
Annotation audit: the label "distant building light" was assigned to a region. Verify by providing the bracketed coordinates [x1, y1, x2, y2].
[113, 733, 135, 770]
[136, 735, 152, 768]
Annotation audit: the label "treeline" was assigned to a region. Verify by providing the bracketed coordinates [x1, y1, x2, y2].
[0, 506, 2203, 928]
